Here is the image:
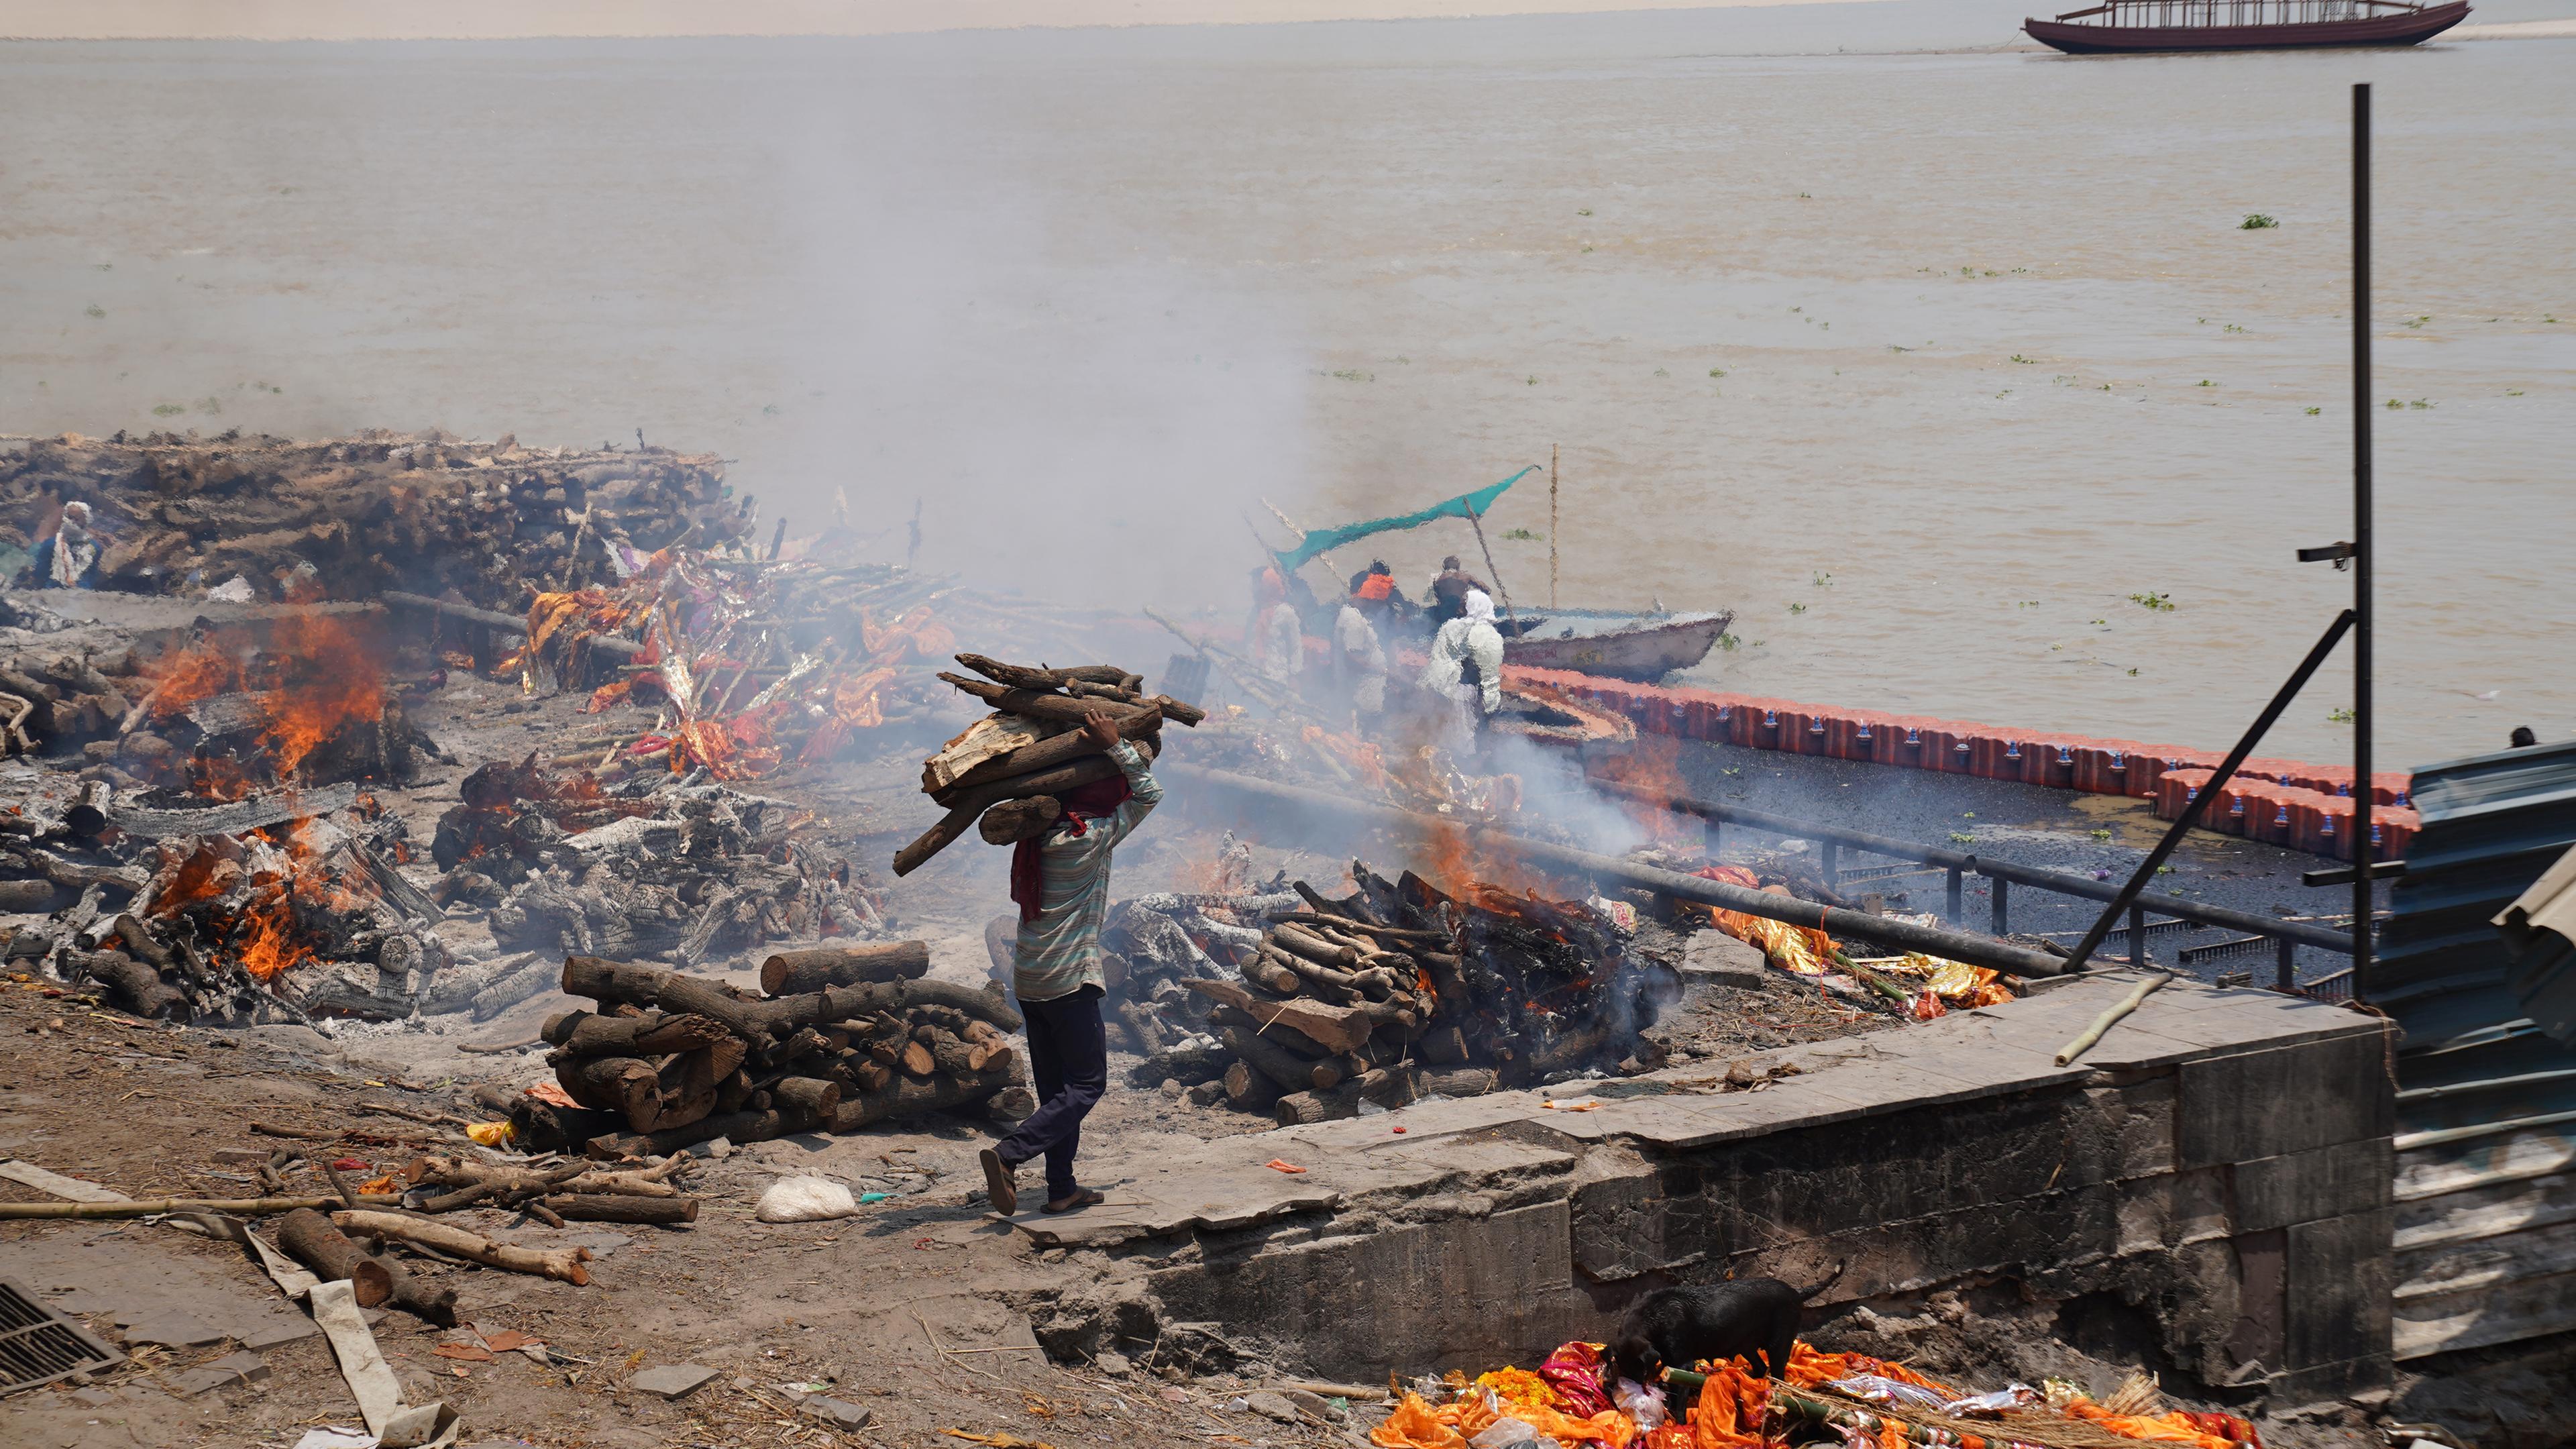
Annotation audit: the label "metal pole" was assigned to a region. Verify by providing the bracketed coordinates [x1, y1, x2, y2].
[1461, 497, 1517, 627]
[2351, 82, 2376, 1005]
[1991, 877, 2010, 936]
[2061, 609, 2357, 972]
[1549, 444, 1560, 611]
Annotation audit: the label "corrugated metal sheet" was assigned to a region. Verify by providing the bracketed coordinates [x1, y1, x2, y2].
[2495, 841, 2576, 1044]
[2380, 739, 2576, 1360]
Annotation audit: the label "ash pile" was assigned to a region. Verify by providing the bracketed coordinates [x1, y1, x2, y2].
[516, 949, 1032, 1156]
[428, 755, 891, 971]
[0, 429, 752, 606]
[1110, 862, 1680, 1124]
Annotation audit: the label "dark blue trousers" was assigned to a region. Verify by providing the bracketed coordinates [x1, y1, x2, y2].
[996, 984, 1106, 1202]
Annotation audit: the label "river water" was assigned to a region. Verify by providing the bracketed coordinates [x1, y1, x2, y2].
[2, 6, 2568, 770]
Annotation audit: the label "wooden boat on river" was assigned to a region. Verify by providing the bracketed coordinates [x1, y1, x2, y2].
[2025, 0, 2469, 52]
[1497, 609, 1733, 682]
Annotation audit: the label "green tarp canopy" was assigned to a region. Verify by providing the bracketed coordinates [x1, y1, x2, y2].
[1271, 467, 1532, 576]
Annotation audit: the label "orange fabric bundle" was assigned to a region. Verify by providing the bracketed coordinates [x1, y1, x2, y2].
[1690, 867, 1838, 975]
[2061, 1402, 2241, 1449]
[1782, 1344, 1956, 1397]
[1367, 1391, 1635, 1449]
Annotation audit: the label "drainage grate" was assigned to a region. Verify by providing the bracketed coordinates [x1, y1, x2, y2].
[0, 1277, 125, 1397]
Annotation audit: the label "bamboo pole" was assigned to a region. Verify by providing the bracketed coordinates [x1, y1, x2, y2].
[2053, 973, 2172, 1066]
[1461, 497, 1515, 627]
[0, 1193, 401, 1220]
[1549, 444, 1558, 610]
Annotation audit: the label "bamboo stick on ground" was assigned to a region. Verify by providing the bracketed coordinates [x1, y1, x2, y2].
[0, 1193, 401, 1220]
[2054, 973, 2173, 1066]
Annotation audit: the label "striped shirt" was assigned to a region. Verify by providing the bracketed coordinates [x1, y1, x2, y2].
[1012, 741, 1163, 1004]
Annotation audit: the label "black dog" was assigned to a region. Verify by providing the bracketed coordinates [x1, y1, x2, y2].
[1609, 1263, 1846, 1388]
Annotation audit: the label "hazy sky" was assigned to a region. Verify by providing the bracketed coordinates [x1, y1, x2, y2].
[5, 0, 1875, 41]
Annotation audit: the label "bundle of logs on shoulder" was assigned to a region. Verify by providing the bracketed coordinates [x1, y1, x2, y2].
[894, 653, 1205, 875]
[1124, 864, 1674, 1126]
[523, 941, 1035, 1157]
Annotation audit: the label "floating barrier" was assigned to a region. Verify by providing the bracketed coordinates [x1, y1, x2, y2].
[1500, 666, 2411, 862]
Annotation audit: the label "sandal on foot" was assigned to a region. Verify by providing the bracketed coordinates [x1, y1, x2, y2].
[979, 1148, 1018, 1216]
[1041, 1187, 1105, 1215]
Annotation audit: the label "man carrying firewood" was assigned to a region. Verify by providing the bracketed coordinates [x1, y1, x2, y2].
[979, 706, 1162, 1216]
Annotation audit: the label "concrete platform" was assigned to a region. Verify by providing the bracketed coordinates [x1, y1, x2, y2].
[1012, 973, 2396, 1402]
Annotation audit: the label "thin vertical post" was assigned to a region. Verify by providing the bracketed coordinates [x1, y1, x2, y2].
[1821, 841, 1838, 886]
[1702, 815, 1721, 863]
[2275, 935, 2297, 991]
[2129, 904, 2148, 967]
[2351, 83, 2375, 1005]
[1549, 444, 1560, 610]
[1946, 868, 1964, 924]
[1990, 876, 2010, 936]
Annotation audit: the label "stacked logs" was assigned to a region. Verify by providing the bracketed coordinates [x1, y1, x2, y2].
[0, 429, 753, 610]
[894, 653, 1205, 875]
[545, 944, 1032, 1157]
[1132, 864, 1672, 1125]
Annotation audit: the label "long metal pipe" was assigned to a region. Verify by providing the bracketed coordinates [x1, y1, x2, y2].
[1587, 776, 2354, 953]
[2351, 82, 2377, 1004]
[1162, 763, 2070, 977]
[2061, 609, 2354, 971]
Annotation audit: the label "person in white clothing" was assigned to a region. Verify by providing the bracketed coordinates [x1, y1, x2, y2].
[1331, 590, 1387, 727]
[1420, 588, 1504, 749]
[1246, 569, 1305, 684]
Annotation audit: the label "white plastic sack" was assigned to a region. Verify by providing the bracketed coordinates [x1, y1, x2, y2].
[207, 575, 257, 603]
[755, 1175, 857, 1223]
[1615, 1378, 1668, 1433]
[1469, 1418, 1544, 1449]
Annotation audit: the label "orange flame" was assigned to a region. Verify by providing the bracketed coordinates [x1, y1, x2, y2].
[260, 609, 386, 779]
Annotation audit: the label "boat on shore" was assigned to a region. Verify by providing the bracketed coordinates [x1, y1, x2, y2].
[1496, 608, 1733, 682]
[2025, 0, 2468, 52]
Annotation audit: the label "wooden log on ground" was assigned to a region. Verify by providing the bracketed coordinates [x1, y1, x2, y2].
[554, 1056, 661, 1126]
[1222, 1059, 1282, 1113]
[1270, 924, 1362, 968]
[1242, 957, 1305, 998]
[977, 796, 1061, 845]
[0, 1193, 398, 1220]
[1222, 1026, 1340, 1093]
[827, 1066, 1013, 1131]
[586, 1107, 786, 1160]
[1273, 1068, 1406, 1126]
[1528, 1023, 1610, 1075]
[1415, 1066, 1503, 1096]
[280, 1208, 461, 1325]
[564, 956, 1022, 1040]
[540, 1193, 698, 1225]
[1263, 947, 1364, 1002]
[409, 1155, 687, 1199]
[1183, 979, 1375, 1055]
[1417, 1024, 1470, 1065]
[76, 951, 186, 1020]
[1270, 911, 1450, 945]
[770, 1076, 841, 1124]
[1133, 1036, 1228, 1087]
[274, 1208, 390, 1307]
[0, 878, 56, 911]
[331, 1210, 591, 1285]
[757, 941, 930, 996]
[543, 1010, 731, 1057]
[1207, 1004, 1331, 1056]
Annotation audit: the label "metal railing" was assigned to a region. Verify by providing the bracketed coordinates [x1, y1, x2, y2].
[1588, 776, 2345, 987]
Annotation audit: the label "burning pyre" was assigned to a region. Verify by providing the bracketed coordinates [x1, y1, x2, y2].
[1105, 861, 1678, 1124]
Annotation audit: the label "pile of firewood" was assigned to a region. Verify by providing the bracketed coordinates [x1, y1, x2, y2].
[894, 653, 1205, 875]
[532, 947, 1032, 1156]
[0, 429, 753, 610]
[1118, 865, 1676, 1125]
